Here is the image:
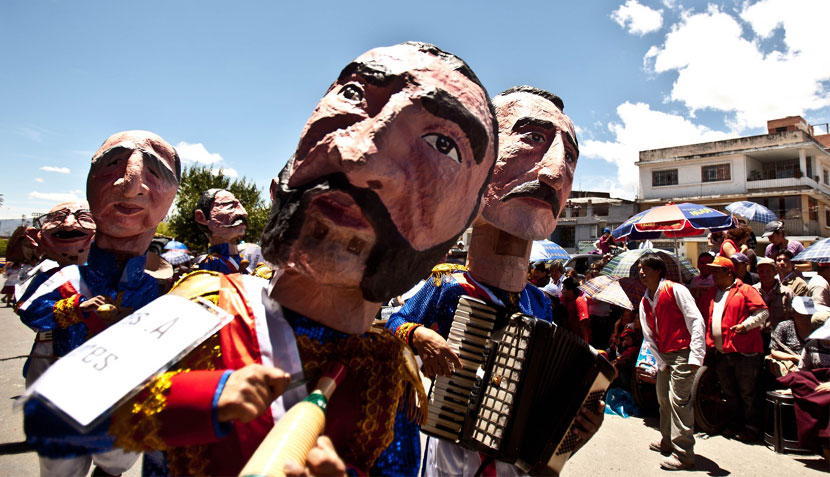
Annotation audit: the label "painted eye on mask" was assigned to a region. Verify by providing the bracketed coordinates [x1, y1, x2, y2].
[339, 84, 364, 103]
[422, 133, 462, 164]
[525, 132, 546, 144]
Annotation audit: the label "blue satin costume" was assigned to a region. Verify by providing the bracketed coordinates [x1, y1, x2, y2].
[196, 243, 246, 275]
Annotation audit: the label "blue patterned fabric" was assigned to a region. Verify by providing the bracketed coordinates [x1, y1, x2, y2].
[16, 264, 60, 378]
[383, 272, 553, 476]
[387, 272, 553, 336]
[18, 244, 159, 357]
[197, 243, 246, 274]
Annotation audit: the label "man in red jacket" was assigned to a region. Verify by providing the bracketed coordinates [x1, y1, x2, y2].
[638, 253, 706, 471]
[700, 256, 768, 442]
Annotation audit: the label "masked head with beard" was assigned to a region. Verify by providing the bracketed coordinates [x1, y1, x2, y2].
[194, 189, 249, 245]
[262, 42, 498, 303]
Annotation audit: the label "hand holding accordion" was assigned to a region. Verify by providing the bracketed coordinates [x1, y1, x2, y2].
[422, 296, 614, 475]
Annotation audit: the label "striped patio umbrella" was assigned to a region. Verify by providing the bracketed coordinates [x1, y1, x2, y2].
[793, 237, 830, 263]
[612, 202, 736, 241]
[725, 201, 778, 224]
[579, 275, 646, 310]
[529, 239, 570, 263]
[600, 248, 699, 283]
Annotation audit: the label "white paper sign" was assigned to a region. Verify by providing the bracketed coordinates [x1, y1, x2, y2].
[18, 294, 233, 430]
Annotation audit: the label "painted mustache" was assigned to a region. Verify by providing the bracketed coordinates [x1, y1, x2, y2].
[501, 180, 561, 218]
[222, 215, 248, 228]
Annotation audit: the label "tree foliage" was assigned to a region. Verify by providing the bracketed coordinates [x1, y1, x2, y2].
[168, 166, 270, 253]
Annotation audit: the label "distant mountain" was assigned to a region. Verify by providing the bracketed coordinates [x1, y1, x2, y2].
[0, 218, 33, 237]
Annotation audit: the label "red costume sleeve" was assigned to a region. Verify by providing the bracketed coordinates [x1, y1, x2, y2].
[160, 370, 230, 446]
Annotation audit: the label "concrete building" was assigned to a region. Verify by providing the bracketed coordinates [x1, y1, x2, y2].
[552, 190, 636, 252]
[637, 116, 830, 262]
[638, 116, 830, 235]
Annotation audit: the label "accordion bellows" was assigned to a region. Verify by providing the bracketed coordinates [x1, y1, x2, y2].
[422, 296, 615, 475]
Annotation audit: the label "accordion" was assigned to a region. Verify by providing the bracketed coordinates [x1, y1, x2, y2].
[421, 295, 615, 475]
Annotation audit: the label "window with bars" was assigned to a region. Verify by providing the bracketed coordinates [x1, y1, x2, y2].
[652, 169, 678, 187]
[701, 163, 731, 182]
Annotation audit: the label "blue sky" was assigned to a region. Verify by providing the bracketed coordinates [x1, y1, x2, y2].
[1, 0, 828, 219]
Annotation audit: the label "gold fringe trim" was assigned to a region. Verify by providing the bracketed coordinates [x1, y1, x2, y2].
[430, 263, 467, 286]
[53, 295, 80, 329]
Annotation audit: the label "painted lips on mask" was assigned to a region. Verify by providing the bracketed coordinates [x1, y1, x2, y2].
[501, 180, 560, 218]
[262, 172, 458, 302]
[50, 229, 92, 241]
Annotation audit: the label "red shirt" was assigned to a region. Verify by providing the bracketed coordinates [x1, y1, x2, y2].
[699, 279, 767, 353]
[565, 295, 590, 342]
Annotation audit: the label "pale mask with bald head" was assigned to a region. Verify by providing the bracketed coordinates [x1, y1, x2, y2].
[86, 130, 180, 256]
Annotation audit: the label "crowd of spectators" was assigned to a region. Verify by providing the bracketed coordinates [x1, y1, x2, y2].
[529, 223, 830, 461]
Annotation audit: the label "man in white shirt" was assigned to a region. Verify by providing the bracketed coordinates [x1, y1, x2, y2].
[638, 253, 706, 471]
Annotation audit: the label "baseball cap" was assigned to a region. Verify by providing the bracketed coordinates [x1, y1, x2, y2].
[792, 296, 830, 316]
[708, 256, 735, 274]
[763, 221, 784, 238]
[730, 253, 749, 264]
[542, 282, 561, 298]
[756, 257, 776, 269]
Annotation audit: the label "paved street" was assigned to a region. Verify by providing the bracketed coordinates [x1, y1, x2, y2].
[0, 304, 826, 476]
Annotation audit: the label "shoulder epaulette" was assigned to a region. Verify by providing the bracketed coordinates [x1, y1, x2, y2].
[429, 263, 467, 286]
[168, 270, 222, 300]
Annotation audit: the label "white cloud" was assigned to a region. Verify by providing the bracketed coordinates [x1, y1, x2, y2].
[40, 166, 71, 174]
[644, 2, 830, 132]
[611, 0, 664, 35]
[210, 167, 238, 178]
[28, 190, 82, 202]
[34, 177, 44, 183]
[580, 102, 732, 199]
[175, 141, 224, 164]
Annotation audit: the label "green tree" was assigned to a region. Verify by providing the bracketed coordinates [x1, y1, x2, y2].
[168, 166, 270, 253]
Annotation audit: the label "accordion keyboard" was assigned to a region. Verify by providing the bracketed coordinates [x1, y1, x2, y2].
[421, 296, 499, 442]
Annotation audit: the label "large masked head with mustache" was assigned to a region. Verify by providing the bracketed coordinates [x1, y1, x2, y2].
[482, 86, 579, 240]
[194, 189, 249, 245]
[262, 42, 498, 303]
[35, 201, 96, 266]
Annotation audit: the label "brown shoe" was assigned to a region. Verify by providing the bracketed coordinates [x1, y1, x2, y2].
[660, 455, 694, 471]
[649, 440, 672, 455]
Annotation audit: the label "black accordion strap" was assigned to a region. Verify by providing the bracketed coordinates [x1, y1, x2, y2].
[473, 456, 495, 477]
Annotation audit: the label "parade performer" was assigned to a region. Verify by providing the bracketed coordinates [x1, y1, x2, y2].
[194, 188, 250, 274]
[16, 201, 96, 386]
[20, 130, 181, 476]
[23, 42, 498, 477]
[387, 86, 604, 476]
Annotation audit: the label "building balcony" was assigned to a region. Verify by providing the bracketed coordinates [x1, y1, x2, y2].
[747, 218, 820, 237]
[746, 176, 830, 196]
